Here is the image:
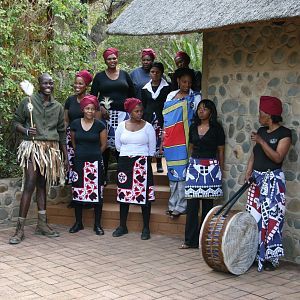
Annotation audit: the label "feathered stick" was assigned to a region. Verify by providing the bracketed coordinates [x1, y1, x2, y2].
[20, 80, 34, 136]
[101, 96, 113, 110]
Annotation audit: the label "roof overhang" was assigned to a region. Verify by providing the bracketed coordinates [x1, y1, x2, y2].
[107, 0, 300, 36]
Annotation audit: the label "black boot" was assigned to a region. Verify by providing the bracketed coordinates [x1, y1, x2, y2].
[94, 204, 104, 235]
[69, 222, 84, 233]
[156, 158, 163, 173]
[69, 206, 84, 233]
[112, 203, 129, 237]
[141, 204, 151, 240]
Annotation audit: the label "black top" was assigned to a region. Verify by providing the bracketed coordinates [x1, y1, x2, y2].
[64, 95, 83, 123]
[91, 70, 135, 111]
[141, 84, 170, 127]
[189, 123, 225, 158]
[253, 126, 291, 171]
[169, 69, 202, 92]
[70, 118, 106, 161]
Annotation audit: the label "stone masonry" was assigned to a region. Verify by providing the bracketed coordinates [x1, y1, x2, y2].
[202, 19, 300, 264]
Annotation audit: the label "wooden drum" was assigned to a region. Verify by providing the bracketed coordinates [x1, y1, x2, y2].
[200, 205, 258, 275]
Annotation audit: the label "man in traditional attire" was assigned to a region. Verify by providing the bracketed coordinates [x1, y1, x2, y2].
[9, 73, 67, 244]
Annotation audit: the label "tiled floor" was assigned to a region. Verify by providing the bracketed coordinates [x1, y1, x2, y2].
[0, 225, 299, 299]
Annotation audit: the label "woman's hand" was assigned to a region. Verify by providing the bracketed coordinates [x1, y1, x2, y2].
[64, 159, 70, 173]
[245, 171, 253, 182]
[250, 131, 263, 144]
[100, 106, 110, 120]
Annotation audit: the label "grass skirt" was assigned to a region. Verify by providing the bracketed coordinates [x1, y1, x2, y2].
[17, 140, 65, 190]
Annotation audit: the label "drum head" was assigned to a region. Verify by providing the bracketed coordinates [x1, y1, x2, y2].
[200, 206, 258, 275]
[222, 212, 258, 275]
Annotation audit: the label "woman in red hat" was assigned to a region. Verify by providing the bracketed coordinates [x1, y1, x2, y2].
[69, 95, 107, 235]
[169, 51, 202, 92]
[130, 48, 156, 99]
[91, 48, 135, 185]
[112, 98, 156, 240]
[245, 96, 291, 271]
[64, 70, 98, 185]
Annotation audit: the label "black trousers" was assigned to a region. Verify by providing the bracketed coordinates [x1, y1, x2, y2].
[74, 203, 103, 226]
[119, 202, 151, 230]
[184, 198, 213, 247]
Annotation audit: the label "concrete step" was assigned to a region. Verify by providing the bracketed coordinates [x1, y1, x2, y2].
[48, 203, 186, 236]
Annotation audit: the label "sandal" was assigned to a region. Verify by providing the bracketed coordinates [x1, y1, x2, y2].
[264, 261, 276, 271]
[179, 243, 190, 249]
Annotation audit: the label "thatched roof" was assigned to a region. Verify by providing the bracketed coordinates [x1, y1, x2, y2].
[107, 0, 300, 35]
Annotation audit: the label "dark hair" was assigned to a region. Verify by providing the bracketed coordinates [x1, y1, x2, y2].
[174, 67, 195, 81]
[192, 99, 219, 127]
[151, 62, 164, 74]
[271, 115, 283, 123]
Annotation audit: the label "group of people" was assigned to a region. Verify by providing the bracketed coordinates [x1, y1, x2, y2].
[9, 47, 291, 273]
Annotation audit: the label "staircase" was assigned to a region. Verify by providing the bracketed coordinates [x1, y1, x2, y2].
[47, 159, 186, 236]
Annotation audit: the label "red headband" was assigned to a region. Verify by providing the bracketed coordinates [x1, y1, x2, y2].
[141, 48, 156, 60]
[76, 70, 93, 86]
[80, 95, 99, 111]
[124, 98, 142, 113]
[103, 47, 119, 60]
[175, 51, 190, 64]
[259, 96, 282, 116]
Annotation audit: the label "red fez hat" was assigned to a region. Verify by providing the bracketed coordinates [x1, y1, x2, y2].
[103, 47, 119, 60]
[141, 48, 156, 60]
[175, 51, 191, 64]
[76, 70, 93, 86]
[259, 96, 282, 116]
[80, 94, 99, 111]
[124, 98, 142, 113]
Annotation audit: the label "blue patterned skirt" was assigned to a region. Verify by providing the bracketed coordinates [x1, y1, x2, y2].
[185, 158, 223, 199]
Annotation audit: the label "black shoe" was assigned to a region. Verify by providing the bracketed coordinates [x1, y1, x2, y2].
[69, 222, 84, 233]
[165, 210, 173, 216]
[141, 228, 150, 240]
[94, 225, 104, 235]
[112, 226, 128, 237]
[264, 260, 276, 271]
[156, 163, 164, 173]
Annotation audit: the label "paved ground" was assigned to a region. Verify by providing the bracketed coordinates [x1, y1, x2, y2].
[0, 225, 299, 300]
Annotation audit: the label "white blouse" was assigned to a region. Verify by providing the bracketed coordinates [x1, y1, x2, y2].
[115, 121, 156, 157]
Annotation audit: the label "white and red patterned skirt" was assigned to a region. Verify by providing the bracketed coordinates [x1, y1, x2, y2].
[117, 156, 155, 205]
[71, 159, 104, 206]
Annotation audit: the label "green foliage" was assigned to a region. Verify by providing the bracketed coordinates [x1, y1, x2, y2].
[0, 0, 98, 178]
[160, 34, 203, 78]
[0, 0, 203, 178]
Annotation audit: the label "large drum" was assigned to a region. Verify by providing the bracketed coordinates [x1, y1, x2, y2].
[200, 205, 258, 275]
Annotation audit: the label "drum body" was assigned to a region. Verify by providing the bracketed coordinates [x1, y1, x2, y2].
[200, 206, 258, 275]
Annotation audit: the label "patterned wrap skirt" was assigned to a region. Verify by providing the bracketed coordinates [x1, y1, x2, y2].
[71, 159, 104, 206]
[117, 156, 155, 205]
[185, 158, 223, 199]
[65, 126, 75, 184]
[150, 113, 163, 158]
[107, 110, 129, 149]
[246, 169, 286, 271]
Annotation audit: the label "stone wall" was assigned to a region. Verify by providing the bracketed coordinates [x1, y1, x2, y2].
[0, 178, 71, 229]
[0, 178, 37, 228]
[202, 19, 300, 264]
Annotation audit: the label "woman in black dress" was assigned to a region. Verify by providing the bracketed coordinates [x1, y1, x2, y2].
[91, 48, 135, 182]
[141, 62, 170, 172]
[180, 100, 225, 249]
[64, 70, 97, 184]
[69, 95, 107, 235]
